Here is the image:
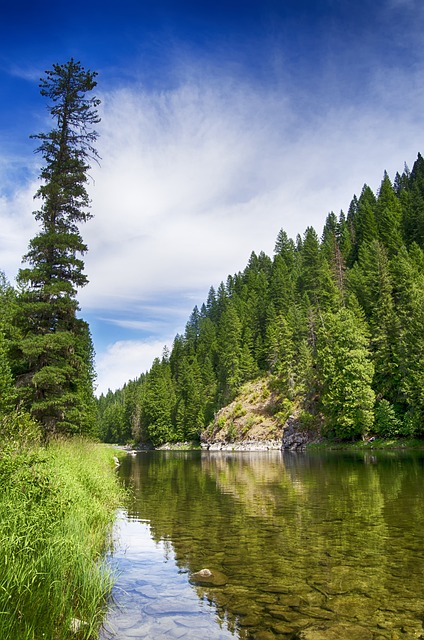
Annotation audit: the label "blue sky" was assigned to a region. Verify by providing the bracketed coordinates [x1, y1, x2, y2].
[1, 0, 423, 394]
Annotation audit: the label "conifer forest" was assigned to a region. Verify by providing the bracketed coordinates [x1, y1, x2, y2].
[96, 153, 424, 446]
[1, 60, 424, 448]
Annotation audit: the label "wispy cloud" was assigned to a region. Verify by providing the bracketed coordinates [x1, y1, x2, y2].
[80, 70, 424, 313]
[4, 63, 43, 83]
[95, 338, 171, 395]
[2, 51, 424, 392]
[0, 182, 38, 281]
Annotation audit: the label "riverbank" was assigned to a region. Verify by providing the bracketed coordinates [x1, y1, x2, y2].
[122, 435, 424, 453]
[0, 436, 125, 640]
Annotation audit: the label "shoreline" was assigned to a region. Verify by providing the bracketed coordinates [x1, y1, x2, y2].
[113, 435, 424, 454]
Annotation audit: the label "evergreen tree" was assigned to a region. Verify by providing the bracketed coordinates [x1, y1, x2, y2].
[316, 306, 375, 439]
[298, 226, 339, 311]
[401, 153, 424, 248]
[123, 378, 144, 442]
[217, 303, 243, 404]
[266, 312, 295, 396]
[94, 152, 424, 446]
[353, 185, 378, 259]
[375, 172, 403, 255]
[174, 355, 204, 440]
[321, 212, 347, 296]
[196, 316, 218, 422]
[184, 306, 200, 353]
[13, 59, 100, 436]
[0, 274, 17, 415]
[336, 212, 352, 263]
[348, 240, 399, 402]
[99, 398, 126, 443]
[391, 246, 424, 431]
[205, 286, 218, 321]
[242, 254, 272, 368]
[141, 354, 176, 445]
[274, 228, 296, 271]
[269, 254, 295, 315]
[321, 212, 338, 253]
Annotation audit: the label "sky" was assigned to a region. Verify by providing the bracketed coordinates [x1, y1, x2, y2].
[1, 0, 423, 395]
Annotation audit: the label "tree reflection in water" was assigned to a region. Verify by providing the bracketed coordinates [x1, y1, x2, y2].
[102, 450, 424, 639]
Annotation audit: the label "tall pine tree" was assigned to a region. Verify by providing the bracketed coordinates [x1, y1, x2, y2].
[13, 60, 100, 436]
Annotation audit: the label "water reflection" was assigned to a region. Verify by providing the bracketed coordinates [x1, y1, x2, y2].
[101, 513, 236, 639]
[101, 451, 424, 639]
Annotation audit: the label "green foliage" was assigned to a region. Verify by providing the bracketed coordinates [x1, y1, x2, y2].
[347, 185, 378, 265]
[0, 437, 123, 640]
[96, 153, 424, 447]
[232, 402, 246, 419]
[0, 332, 16, 415]
[376, 172, 404, 255]
[297, 410, 316, 430]
[1, 411, 41, 448]
[141, 355, 176, 445]
[12, 59, 99, 438]
[374, 399, 402, 437]
[275, 397, 293, 424]
[298, 226, 340, 310]
[317, 307, 375, 439]
[390, 246, 424, 429]
[216, 415, 227, 430]
[401, 153, 424, 248]
[348, 240, 399, 401]
[217, 303, 244, 403]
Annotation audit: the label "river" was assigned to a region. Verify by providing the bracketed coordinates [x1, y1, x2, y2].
[99, 449, 424, 639]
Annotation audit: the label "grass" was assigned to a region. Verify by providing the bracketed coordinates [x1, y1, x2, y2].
[0, 433, 125, 640]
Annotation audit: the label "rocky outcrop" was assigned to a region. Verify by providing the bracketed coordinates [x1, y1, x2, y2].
[281, 414, 319, 450]
[201, 439, 281, 451]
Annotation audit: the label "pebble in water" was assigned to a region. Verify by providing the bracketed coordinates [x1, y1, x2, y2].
[100, 518, 236, 640]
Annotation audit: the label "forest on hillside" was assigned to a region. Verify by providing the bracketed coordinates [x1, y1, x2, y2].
[97, 154, 424, 446]
[1, 59, 424, 448]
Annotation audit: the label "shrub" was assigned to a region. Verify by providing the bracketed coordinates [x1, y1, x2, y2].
[216, 415, 227, 430]
[232, 402, 246, 419]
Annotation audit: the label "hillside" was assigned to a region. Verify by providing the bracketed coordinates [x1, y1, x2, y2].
[96, 153, 424, 447]
[201, 378, 284, 448]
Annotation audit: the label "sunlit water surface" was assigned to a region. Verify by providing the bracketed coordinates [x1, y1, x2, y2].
[100, 450, 424, 640]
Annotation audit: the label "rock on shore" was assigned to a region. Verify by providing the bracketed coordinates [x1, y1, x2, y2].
[201, 439, 282, 451]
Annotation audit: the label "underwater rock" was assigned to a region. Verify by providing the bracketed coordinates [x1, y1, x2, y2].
[298, 622, 373, 640]
[189, 568, 228, 586]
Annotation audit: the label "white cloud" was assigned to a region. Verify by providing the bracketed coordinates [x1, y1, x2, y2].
[79, 73, 424, 317]
[95, 338, 170, 395]
[0, 181, 38, 282]
[2, 57, 424, 392]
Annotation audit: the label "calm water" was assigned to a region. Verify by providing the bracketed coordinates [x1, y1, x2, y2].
[100, 450, 424, 640]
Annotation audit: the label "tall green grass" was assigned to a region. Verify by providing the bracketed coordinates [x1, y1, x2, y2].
[0, 427, 124, 640]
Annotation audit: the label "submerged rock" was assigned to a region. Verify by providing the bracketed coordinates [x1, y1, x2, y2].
[298, 622, 373, 640]
[189, 568, 228, 586]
